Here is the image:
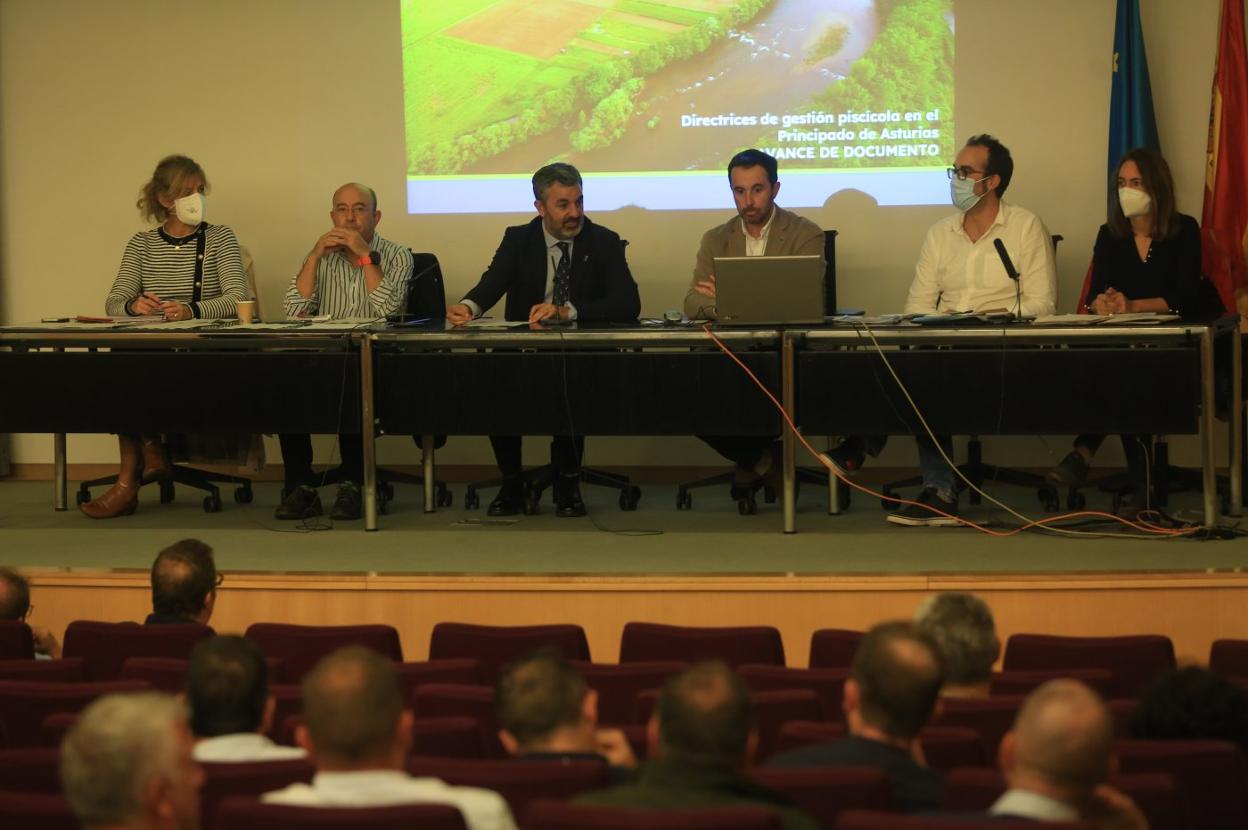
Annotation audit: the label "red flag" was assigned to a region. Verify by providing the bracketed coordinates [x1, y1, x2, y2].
[1202, 0, 1248, 312]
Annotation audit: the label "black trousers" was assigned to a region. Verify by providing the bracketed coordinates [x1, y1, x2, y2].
[1075, 433, 1152, 477]
[490, 435, 585, 479]
[278, 433, 363, 491]
[698, 436, 777, 470]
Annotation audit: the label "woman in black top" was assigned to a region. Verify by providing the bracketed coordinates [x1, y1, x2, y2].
[1048, 148, 1202, 496]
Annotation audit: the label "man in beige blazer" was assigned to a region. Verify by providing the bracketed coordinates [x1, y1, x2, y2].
[685, 149, 825, 491]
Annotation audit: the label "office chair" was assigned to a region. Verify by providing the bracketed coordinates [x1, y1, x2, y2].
[76, 245, 263, 512]
[675, 230, 839, 515]
[878, 235, 1065, 512]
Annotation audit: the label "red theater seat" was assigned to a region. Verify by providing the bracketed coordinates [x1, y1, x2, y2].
[0, 792, 78, 830]
[620, 623, 784, 667]
[1209, 639, 1248, 678]
[0, 621, 35, 660]
[0, 679, 147, 747]
[407, 756, 611, 820]
[0, 658, 85, 682]
[808, 629, 864, 669]
[525, 800, 785, 830]
[738, 664, 849, 721]
[748, 766, 890, 828]
[245, 623, 402, 683]
[989, 668, 1115, 698]
[211, 796, 468, 830]
[62, 620, 213, 681]
[1114, 738, 1248, 830]
[1002, 634, 1175, 699]
[199, 758, 315, 829]
[571, 660, 687, 725]
[0, 747, 61, 792]
[428, 623, 590, 683]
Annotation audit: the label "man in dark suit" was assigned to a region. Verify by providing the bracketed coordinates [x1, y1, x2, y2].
[447, 163, 640, 517]
[767, 620, 945, 813]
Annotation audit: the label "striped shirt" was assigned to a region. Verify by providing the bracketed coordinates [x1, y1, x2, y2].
[106, 224, 249, 318]
[283, 233, 411, 319]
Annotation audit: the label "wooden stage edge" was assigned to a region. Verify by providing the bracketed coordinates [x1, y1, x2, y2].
[27, 568, 1248, 669]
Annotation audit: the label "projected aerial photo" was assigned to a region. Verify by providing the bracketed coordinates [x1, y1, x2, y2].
[402, 0, 954, 212]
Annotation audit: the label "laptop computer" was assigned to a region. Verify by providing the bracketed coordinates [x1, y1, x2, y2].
[713, 255, 826, 324]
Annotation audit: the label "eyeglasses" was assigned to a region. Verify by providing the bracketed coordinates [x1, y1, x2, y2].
[214, 572, 225, 588]
[947, 166, 988, 181]
[22, 604, 34, 621]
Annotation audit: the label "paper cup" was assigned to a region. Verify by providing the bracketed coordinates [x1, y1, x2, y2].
[236, 300, 257, 324]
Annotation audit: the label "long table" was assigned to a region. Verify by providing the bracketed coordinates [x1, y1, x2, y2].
[0, 319, 1237, 532]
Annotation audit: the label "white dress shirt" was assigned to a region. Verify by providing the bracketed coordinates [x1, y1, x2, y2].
[192, 733, 308, 763]
[742, 206, 778, 257]
[989, 788, 1080, 821]
[904, 202, 1057, 318]
[263, 769, 518, 830]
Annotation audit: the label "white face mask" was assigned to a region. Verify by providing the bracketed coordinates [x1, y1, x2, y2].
[173, 192, 205, 226]
[950, 175, 988, 212]
[1118, 187, 1151, 218]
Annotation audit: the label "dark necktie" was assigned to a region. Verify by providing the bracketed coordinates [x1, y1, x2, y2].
[552, 241, 571, 307]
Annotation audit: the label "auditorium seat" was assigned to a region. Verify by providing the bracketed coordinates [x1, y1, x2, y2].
[0, 657, 85, 682]
[1114, 738, 1248, 830]
[200, 758, 315, 829]
[39, 712, 77, 747]
[1001, 634, 1175, 699]
[619, 623, 785, 667]
[525, 800, 785, 830]
[738, 664, 849, 721]
[0, 621, 35, 660]
[279, 713, 484, 759]
[0, 746, 61, 792]
[926, 696, 1025, 758]
[834, 809, 1096, 829]
[407, 756, 611, 820]
[989, 667, 1115, 698]
[244, 623, 403, 682]
[428, 622, 590, 682]
[410, 683, 504, 757]
[942, 767, 1185, 830]
[0, 792, 78, 830]
[808, 628, 864, 669]
[61, 620, 213, 681]
[211, 797, 468, 830]
[119, 657, 190, 692]
[395, 658, 484, 697]
[265, 684, 304, 745]
[571, 660, 687, 725]
[773, 720, 844, 756]
[1209, 638, 1248, 678]
[1107, 698, 1140, 738]
[0, 679, 147, 747]
[748, 766, 890, 828]
[635, 688, 823, 761]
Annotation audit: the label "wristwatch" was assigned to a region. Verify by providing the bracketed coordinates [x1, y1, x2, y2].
[358, 251, 381, 267]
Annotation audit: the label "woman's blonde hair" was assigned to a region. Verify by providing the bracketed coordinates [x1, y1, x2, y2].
[137, 155, 208, 223]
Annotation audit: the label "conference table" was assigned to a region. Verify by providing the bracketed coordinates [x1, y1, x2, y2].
[0, 317, 1238, 533]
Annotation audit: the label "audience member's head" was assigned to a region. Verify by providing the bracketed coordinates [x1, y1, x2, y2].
[914, 592, 1000, 698]
[60, 691, 202, 830]
[297, 646, 411, 770]
[652, 660, 754, 766]
[496, 650, 596, 756]
[150, 539, 217, 625]
[0, 566, 31, 620]
[1131, 666, 1248, 753]
[1000, 679, 1114, 805]
[186, 635, 272, 739]
[846, 621, 944, 744]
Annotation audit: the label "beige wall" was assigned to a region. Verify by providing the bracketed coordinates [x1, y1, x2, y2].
[0, 0, 1225, 470]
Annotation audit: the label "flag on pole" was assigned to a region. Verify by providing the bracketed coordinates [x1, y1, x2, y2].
[1202, 0, 1248, 313]
[1079, 0, 1162, 311]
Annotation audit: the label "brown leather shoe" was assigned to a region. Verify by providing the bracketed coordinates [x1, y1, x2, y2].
[79, 481, 139, 519]
[141, 439, 171, 482]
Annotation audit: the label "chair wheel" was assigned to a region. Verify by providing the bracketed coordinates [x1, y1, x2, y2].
[234, 487, 253, 504]
[159, 480, 175, 504]
[1067, 491, 1086, 511]
[436, 485, 453, 508]
[202, 494, 222, 513]
[464, 489, 480, 510]
[76, 488, 90, 505]
[676, 490, 692, 510]
[619, 486, 640, 511]
[737, 496, 757, 515]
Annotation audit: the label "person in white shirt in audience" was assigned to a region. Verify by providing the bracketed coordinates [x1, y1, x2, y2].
[187, 635, 306, 763]
[0, 565, 61, 658]
[993, 679, 1148, 829]
[263, 646, 518, 830]
[496, 651, 636, 780]
[914, 591, 1000, 699]
[60, 691, 204, 830]
[825, 134, 1058, 527]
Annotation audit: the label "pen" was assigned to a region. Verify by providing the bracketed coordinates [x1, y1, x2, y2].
[41, 317, 72, 323]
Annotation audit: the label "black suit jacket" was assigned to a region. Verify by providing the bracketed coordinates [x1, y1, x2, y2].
[463, 216, 641, 322]
[766, 735, 943, 814]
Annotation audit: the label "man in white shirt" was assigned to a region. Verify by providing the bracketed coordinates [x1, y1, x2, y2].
[263, 646, 518, 830]
[992, 680, 1147, 829]
[188, 635, 307, 763]
[826, 135, 1057, 526]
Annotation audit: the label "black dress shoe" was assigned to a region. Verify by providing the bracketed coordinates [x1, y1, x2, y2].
[488, 480, 524, 516]
[275, 485, 322, 520]
[555, 483, 587, 518]
[330, 482, 362, 520]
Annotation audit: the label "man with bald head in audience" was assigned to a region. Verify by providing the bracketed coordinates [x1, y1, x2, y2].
[767, 620, 945, 812]
[277, 182, 413, 522]
[60, 691, 204, 830]
[0, 565, 60, 657]
[576, 660, 818, 830]
[147, 539, 217, 627]
[263, 646, 517, 830]
[994, 679, 1147, 828]
[915, 591, 1000, 698]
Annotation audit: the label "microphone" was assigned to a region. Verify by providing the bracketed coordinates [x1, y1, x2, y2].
[993, 239, 1022, 319]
